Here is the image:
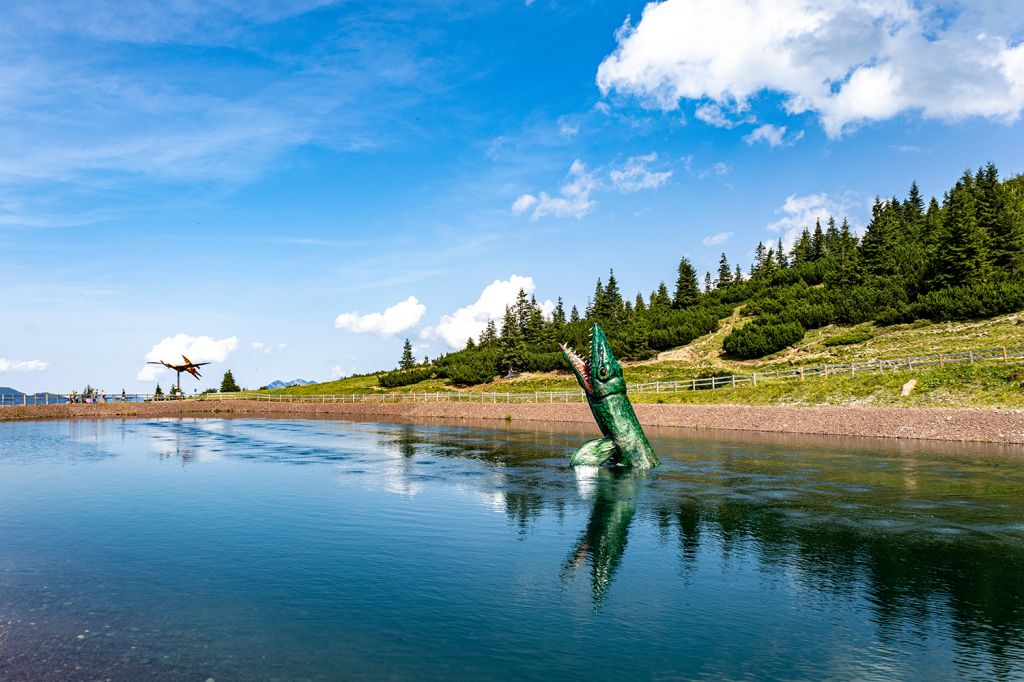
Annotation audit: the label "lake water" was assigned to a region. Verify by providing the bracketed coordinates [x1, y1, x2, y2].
[1, 418, 1023, 680]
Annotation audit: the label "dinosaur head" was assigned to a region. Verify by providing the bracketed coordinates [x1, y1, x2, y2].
[560, 323, 625, 401]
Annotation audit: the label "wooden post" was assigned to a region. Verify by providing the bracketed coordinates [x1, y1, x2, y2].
[752, 372, 757, 386]
[970, 350, 975, 365]
[1004, 347, 1009, 363]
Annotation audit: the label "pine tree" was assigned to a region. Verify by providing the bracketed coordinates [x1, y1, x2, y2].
[220, 370, 240, 392]
[904, 181, 925, 232]
[552, 297, 567, 327]
[525, 300, 545, 345]
[569, 305, 581, 323]
[480, 319, 498, 346]
[602, 269, 624, 320]
[860, 198, 900, 276]
[586, 278, 604, 318]
[703, 272, 713, 293]
[154, 383, 163, 397]
[514, 289, 531, 332]
[811, 219, 825, 261]
[733, 263, 743, 285]
[673, 256, 700, 308]
[936, 174, 989, 288]
[751, 242, 767, 277]
[791, 228, 812, 266]
[399, 339, 416, 370]
[499, 306, 528, 375]
[824, 217, 840, 255]
[715, 253, 731, 289]
[776, 238, 789, 268]
[651, 281, 672, 308]
[465, 337, 476, 350]
[977, 163, 1023, 274]
[634, 292, 646, 312]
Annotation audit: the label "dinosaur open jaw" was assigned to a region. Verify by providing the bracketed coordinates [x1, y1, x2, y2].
[560, 342, 593, 393]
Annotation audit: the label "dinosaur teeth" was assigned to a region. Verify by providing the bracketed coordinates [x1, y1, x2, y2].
[560, 342, 593, 393]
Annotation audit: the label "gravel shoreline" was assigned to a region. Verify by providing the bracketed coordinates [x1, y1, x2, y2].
[2, 400, 1024, 444]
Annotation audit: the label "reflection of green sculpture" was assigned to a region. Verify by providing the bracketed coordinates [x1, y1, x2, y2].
[561, 324, 660, 468]
[562, 468, 643, 603]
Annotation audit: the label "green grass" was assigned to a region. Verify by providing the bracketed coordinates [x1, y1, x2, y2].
[264, 311, 1024, 408]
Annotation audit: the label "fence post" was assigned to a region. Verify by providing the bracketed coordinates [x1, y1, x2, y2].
[970, 350, 974, 365]
[731, 375, 735, 388]
[1004, 347, 1009, 363]
[752, 372, 757, 386]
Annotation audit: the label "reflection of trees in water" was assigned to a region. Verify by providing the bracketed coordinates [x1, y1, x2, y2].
[660, 497, 1024, 679]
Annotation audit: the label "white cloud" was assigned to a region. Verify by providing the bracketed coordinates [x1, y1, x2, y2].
[251, 340, 287, 354]
[559, 120, 580, 137]
[514, 160, 598, 220]
[597, 0, 1024, 137]
[0, 358, 48, 372]
[744, 124, 791, 147]
[702, 231, 734, 246]
[609, 152, 672, 192]
[420, 275, 553, 349]
[511, 194, 538, 215]
[137, 333, 239, 381]
[514, 154, 671, 220]
[767, 192, 857, 248]
[330, 366, 346, 379]
[711, 161, 729, 175]
[334, 296, 425, 336]
[694, 102, 754, 128]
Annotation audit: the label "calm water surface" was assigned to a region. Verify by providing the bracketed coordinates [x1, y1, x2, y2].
[1, 418, 1024, 680]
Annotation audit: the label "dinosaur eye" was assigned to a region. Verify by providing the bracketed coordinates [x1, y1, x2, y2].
[598, 366, 608, 380]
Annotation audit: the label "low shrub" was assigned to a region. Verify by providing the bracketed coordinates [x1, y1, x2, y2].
[722, 317, 806, 359]
[377, 366, 434, 389]
[823, 328, 874, 346]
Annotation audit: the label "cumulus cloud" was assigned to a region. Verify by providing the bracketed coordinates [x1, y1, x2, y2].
[514, 160, 598, 220]
[137, 333, 239, 381]
[597, 0, 1024, 137]
[420, 275, 553, 349]
[0, 358, 48, 372]
[767, 192, 858, 248]
[334, 296, 425, 336]
[609, 153, 672, 192]
[702, 231, 734, 246]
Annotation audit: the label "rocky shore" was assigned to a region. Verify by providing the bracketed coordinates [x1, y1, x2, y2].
[2, 399, 1024, 445]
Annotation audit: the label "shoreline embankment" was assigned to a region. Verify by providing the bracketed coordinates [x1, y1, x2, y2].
[2, 400, 1024, 445]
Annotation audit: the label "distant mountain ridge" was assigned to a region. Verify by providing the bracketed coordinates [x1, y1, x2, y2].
[0, 386, 24, 396]
[263, 379, 316, 390]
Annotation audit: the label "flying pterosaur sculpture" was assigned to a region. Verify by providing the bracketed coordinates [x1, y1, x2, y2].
[147, 355, 211, 392]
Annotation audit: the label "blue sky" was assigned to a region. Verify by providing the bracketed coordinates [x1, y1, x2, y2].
[2, 0, 1023, 393]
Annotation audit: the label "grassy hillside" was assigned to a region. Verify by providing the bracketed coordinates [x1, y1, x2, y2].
[263, 312, 1024, 407]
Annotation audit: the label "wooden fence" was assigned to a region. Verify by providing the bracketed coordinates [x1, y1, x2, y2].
[4, 344, 1023, 407]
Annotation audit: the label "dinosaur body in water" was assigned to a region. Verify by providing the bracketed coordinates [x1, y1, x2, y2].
[560, 324, 660, 468]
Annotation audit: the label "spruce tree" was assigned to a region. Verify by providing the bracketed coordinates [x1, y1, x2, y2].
[936, 175, 988, 288]
[569, 305, 581, 323]
[154, 383, 163, 397]
[751, 242, 767, 277]
[977, 163, 1022, 274]
[652, 282, 672, 308]
[480, 319, 498, 346]
[552, 297, 566, 327]
[715, 253, 731, 289]
[791, 228, 812, 266]
[733, 263, 743, 285]
[220, 370, 240, 393]
[399, 339, 415, 370]
[811, 219, 825, 261]
[465, 337, 476, 350]
[602, 269, 624, 320]
[634, 292, 646, 312]
[514, 289, 531, 332]
[499, 306, 528, 375]
[703, 272, 713, 293]
[673, 256, 700, 308]
[776, 238, 789, 268]
[586, 278, 604, 318]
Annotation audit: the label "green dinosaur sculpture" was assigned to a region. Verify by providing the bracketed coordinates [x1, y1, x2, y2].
[560, 324, 660, 468]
